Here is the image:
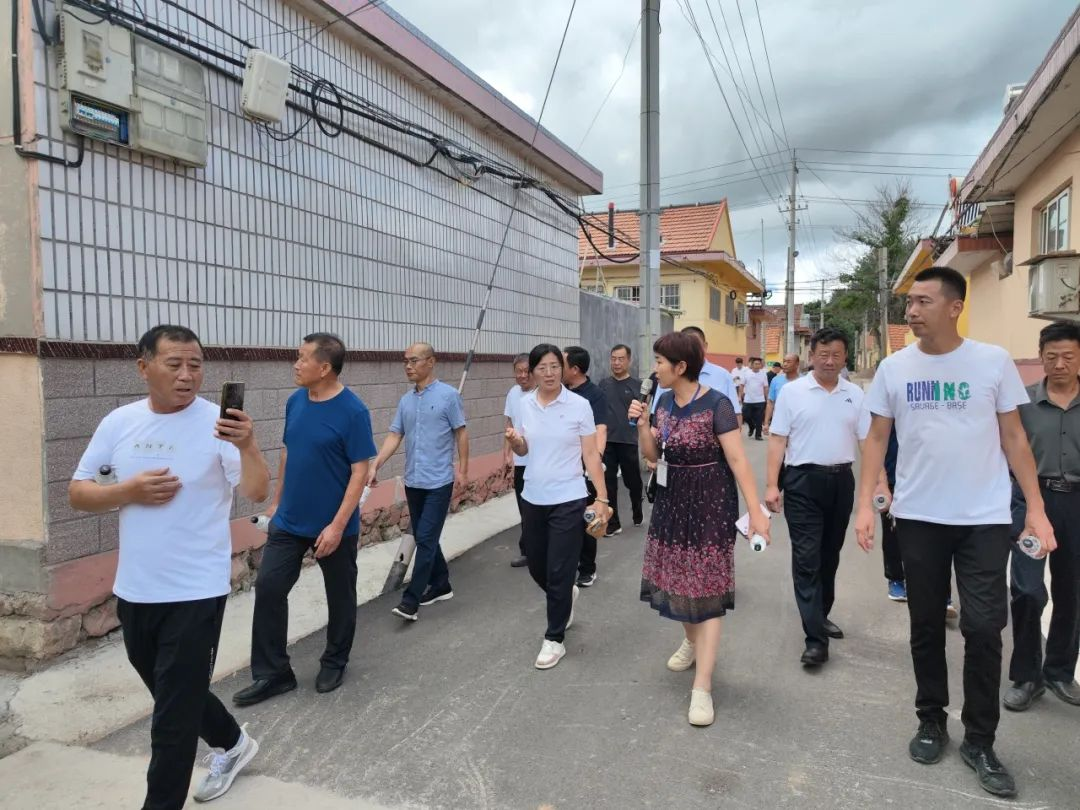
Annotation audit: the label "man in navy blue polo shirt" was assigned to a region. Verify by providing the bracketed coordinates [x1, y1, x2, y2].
[234, 333, 376, 706]
[369, 342, 469, 622]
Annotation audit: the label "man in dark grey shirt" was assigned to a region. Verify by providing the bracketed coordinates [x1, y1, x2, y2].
[1005, 320, 1080, 711]
[599, 343, 644, 535]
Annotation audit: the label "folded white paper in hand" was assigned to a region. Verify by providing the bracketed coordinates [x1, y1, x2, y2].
[735, 503, 771, 537]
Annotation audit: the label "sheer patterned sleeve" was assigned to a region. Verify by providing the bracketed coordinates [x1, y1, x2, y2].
[711, 390, 738, 435]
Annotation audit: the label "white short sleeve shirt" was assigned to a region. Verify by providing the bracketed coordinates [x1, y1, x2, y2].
[74, 397, 241, 603]
[769, 374, 869, 465]
[503, 384, 530, 466]
[864, 339, 1029, 525]
[519, 386, 596, 505]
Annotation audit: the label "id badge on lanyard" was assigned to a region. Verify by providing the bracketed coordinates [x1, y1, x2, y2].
[656, 449, 669, 488]
[657, 384, 699, 488]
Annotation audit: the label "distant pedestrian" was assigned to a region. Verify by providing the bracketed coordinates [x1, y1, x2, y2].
[1003, 320, 1080, 712]
[369, 342, 469, 622]
[766, 328, 881, 668]
[766, 361, 781, 385]
[599, 343, 645, 534]
[563, 346, 610, 588]
[504, 353, 535, 568]
[742, 357, 769, 439]
[763, 353, 800, 435]
[69, 325, 269, 808]
[234, 333, 375, 707]
[731, 356, 747, 401]
[629, 331, 769, 727]
[505, 344, 612, 669]
[855, 266, 1056, 799]
[653, 326, 742, 425]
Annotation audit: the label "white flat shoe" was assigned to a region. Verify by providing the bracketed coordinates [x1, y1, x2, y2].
[688, 688, 714, 726]
[535, 639, 566, 670]
[667, 638, 696, 671]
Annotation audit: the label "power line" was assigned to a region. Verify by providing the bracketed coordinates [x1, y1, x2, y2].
[803, 159, 970, 171]
[801, 163, 864, 218]
[594, 149, 789, 192]
[800, 147, 979, 158]
[732, 0, 787, 163]
[751, 0, 789, 146]
[283, 0, 385, 58]
[576, 13, 641, 150]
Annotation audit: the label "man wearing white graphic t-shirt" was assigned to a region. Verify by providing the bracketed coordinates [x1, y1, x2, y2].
[69, 325, 270, 808]
[854, 267, 1055, 799]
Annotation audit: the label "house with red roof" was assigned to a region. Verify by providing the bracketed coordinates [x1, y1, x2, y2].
[578, 200, 765, 366]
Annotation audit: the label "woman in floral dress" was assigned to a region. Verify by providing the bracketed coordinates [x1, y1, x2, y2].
[628, 331, 770, 726]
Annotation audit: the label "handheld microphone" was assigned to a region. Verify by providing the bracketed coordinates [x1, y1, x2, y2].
[629, 374, 657, 426]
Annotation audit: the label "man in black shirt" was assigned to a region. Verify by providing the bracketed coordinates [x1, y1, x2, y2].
[766, 362, 781, 385]
[599, 344, 644, 535]
[564, 346, 610, 588]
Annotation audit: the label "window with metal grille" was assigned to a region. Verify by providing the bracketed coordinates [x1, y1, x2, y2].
[614, 285, 640, 303]
[1040, 189, 1070, 253]
[661, 283, 680, 309]
[709, 287, 721, 321]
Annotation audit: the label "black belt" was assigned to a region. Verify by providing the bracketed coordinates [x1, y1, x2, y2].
[1040, 477, 1079, 493]
[790, 462, 853, 474]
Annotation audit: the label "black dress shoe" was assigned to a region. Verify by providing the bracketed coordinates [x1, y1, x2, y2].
[959, 741, 1016, 797]
[315, 666, 345, 694]
[510, 555, 529, 568]
[800, 646, 828, 666]
[1046, 679, 1080, 706]
[823, 620, 844, 639]
[1002, 680, 1044, 711]
[909, 719, 948, 764]
[232, 673, 298, 707]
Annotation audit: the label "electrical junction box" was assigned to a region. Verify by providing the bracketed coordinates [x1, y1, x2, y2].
[57, 3, 134, 143]
[130, 37, 209, 167]
[241, 50, 291, 123]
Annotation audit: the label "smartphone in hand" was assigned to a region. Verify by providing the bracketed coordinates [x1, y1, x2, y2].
[220, 382, 245, 420]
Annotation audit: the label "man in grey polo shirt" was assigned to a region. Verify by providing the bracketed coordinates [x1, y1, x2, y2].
[1004, 320, 1080, 711]
[369, 342, 469, 622]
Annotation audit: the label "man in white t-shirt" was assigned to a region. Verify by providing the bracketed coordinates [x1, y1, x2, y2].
[69, 325, 270, 808]
[504, 352, 534, 567]
[854, 267, 1055, 799]
[742, 357, 770, 440]
[731, 357, 747, 400]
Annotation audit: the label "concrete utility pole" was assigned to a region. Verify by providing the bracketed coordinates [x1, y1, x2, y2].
[878, 245, 889, 360]
[639, 0, 661, 367]
[785, 151, 798, 356]
[819, 278, 825, 329]
[759, 218, 766, 358]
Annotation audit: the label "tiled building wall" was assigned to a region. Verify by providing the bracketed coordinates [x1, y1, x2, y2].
[31, 0, 581, 352]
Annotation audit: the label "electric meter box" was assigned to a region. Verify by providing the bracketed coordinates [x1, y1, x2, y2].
[241, 50, 291, 123]
[130, 38, 209, 167]
[57, 4, 134, 143]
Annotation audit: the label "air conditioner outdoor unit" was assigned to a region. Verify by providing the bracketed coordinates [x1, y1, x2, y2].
[1029, 255, 1080, 320]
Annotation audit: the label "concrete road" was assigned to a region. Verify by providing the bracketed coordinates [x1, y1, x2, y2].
[98, 439, 1078, 809]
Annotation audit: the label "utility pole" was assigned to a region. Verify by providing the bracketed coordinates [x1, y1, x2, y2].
[785, 151, 799, 356]
[639, 0, 661, 367]
[759, 218, 766, 359]
[878, 245, 889, 361]
[819, 278, 825, 329]
[862, 308, 869, 369]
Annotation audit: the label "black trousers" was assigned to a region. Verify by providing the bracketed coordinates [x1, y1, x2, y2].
[117, 596, 241, 810]
[513, 465, 526, 555]
[1009, 488, 1080, 684]
[579, 477, 598, 577]
[523, 497, 587, 643]
[603, 442, 643, 529]
[882, 511, 905, 582]
[783, 465, 854, 647]
[251, 527, 359, 680]
[895, 520, 1010, 747]
[744, 402, 766, 438]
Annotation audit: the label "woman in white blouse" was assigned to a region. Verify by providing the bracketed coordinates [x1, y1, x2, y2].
[505, 343, 613, 670]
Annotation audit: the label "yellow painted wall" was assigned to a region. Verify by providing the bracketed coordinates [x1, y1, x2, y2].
[967, 129, 1080, 358]
[0, 355, 45, 542]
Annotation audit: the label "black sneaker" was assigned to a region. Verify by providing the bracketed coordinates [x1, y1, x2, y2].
[419, 585, 454, 606]
[959, 741, 1016, 797]
[908, 719, 949, 764]
[633, 516, 644, 527]
[576, 572, 597, 588]
[605, 525, 623, 537]
[392, 602, 418, 621]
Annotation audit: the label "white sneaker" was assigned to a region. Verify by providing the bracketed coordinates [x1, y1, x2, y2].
[566, 585, 580, 630]
[534, 639, 566, 670]
[688, 688, 714, 726]
[667, 638, 696, 671]
[193, 725, 259, 803]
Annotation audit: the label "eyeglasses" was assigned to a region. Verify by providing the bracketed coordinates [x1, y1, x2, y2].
[403, 356, 430, 367]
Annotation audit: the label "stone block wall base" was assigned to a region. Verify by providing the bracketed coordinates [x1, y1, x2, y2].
[0, 615, 81, 664]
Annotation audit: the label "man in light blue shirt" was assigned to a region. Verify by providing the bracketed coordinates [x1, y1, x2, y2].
[764, 353, 801, 434]
[369, 342, 469, 621]
[651, 326, 742, 421]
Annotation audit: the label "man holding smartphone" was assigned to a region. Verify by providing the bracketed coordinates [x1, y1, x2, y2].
[69, 325, 270, 808]
[234, 333, 376, 706]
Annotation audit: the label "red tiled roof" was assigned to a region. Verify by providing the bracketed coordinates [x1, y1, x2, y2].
[578, 201, 728, 259]
[888, 324, 912, 353]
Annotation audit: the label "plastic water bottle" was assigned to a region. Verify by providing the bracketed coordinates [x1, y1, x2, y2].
[1018, 535, 1042, 558]
[873, 493, 889, 512]
[95, 465, 117, 485]
[251, 515, 271, 533]
[750, 533, 767, 552]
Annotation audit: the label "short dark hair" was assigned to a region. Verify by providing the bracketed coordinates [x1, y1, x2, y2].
[750, 356, 763, 364]
[513, 352, 529, 366]
[138, 325, 203, 360]
[564, 345, 591, 375]
[914, 265, 967, 301]
[611, 343, 632, 357]
[528, 343, 564, 373]
[771, 361, 781, 368]
[681, 325, 706, 343]
[653, 332, 704, 382]
[810, 327, 849, 354]
[303, 332, 347, 375]
[735, 357, 744, 363]
[1039, 320, 1080, 353]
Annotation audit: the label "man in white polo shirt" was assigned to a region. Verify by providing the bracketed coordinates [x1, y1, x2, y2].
[742, 357, 770, 440]
[765, 327, 884, 668]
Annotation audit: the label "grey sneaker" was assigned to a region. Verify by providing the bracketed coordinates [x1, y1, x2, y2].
[193, 725, 259, 803]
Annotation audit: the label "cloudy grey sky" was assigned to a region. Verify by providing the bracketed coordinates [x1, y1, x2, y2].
[392, 0, 1075, 298]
